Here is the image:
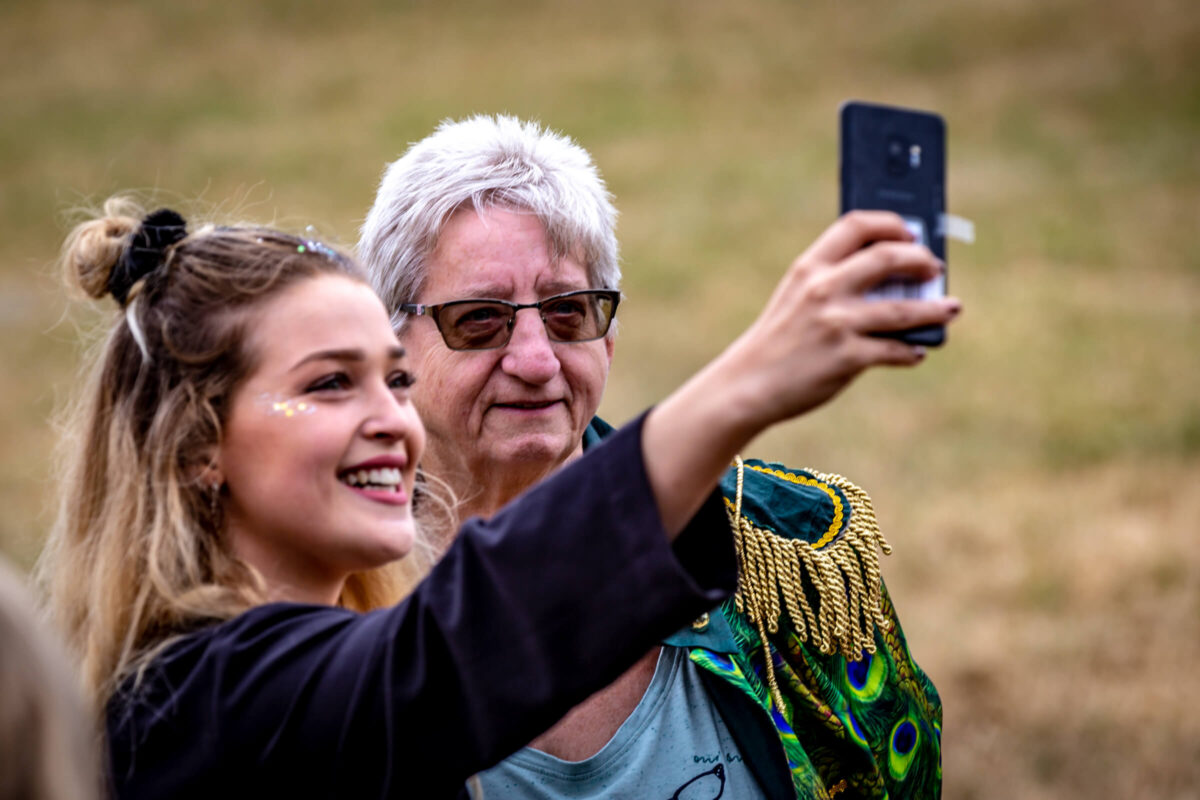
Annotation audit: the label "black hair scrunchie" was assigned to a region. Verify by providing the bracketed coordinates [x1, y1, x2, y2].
[108, 208, 188, 306]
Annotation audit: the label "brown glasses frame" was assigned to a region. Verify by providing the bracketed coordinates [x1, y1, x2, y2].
[400, 289, 621, 351]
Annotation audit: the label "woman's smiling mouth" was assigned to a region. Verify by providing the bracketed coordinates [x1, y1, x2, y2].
[340, 467, 404, 490]
[338, 460, 410, 504]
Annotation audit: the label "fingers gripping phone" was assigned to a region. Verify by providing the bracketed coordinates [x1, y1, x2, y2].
[839, 100, 947, 347]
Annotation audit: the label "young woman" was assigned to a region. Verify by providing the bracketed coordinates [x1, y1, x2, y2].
[40, 199, 957, 798]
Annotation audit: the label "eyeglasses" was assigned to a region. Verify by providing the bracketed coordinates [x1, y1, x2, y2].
[400, 289, 621, 351]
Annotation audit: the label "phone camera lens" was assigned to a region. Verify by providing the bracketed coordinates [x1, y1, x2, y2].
[886, 135, 909, 176]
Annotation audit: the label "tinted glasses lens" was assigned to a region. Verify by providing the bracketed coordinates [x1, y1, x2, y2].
[541, 292, 613, 342]
[437, 301, 513, 350]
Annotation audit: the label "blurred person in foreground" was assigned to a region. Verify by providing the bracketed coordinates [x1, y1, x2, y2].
[0, 554, 99, 800]
[361, 115, 955, 799]
[38, 175, 950, 798]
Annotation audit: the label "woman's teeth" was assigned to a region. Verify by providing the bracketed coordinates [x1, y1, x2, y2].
[341, 467, 403, 491]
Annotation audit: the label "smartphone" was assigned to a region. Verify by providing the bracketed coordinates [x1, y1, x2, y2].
[839, 100, 947, 346]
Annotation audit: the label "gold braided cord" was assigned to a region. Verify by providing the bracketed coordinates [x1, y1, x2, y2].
[726, 460, 894, 679]
[730, 458, 787, 712]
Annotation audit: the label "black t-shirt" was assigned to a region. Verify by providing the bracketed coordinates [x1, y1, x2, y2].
[107, 414, 735, 799]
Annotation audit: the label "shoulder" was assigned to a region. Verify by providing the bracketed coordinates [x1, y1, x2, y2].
[719, 458, 892, 660]
[110, 604, 355, 718]
[105, 604, 378, 796]
[718, 460, 880, 550]
[170, 603, 357, 663]
[107, 605, 358, 741]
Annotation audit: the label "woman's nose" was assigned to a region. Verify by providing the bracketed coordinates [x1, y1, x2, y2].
[361, 385, 417, 441]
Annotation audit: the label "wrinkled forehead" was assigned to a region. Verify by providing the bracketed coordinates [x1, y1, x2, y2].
[418, 204, 591, 301]
[450, 194, 584, 256]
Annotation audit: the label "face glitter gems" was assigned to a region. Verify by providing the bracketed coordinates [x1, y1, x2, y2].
[258, 393, 318, 419]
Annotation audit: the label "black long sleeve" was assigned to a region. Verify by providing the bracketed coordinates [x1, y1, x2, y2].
[107, 413, 736, 799]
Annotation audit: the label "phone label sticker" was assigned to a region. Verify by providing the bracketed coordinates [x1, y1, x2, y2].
[864, 216, 945, 302]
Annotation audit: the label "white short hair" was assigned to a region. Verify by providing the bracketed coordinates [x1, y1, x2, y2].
[359, 115, 620, 327]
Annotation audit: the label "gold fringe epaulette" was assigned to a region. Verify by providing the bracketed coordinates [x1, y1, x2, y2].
[725, 457, 893, 710]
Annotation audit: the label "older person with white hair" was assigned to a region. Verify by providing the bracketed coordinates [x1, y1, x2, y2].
[360, 115, 953, 800]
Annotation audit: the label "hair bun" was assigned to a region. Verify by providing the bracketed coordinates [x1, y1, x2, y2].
[62, 204, 140, 301]
[106, 209, 188, 306]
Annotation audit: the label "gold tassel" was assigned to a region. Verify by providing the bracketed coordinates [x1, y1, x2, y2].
[727, 457, 893, 713]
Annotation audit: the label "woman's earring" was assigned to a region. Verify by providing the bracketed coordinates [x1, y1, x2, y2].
[209, 483, 223, 526]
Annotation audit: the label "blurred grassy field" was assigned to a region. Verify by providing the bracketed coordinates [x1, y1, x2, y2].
[2, 0, 1198, 796]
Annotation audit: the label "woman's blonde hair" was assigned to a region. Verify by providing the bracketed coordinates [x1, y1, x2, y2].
[38, 197, 443, 709]
[0, 555, 99, 800]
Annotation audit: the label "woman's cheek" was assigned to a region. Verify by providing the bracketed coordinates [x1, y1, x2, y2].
[256, 392, 319, 419]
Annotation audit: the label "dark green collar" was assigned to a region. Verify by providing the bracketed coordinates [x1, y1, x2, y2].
[582, 415, 615, 451]
[662, 605, 740, 653]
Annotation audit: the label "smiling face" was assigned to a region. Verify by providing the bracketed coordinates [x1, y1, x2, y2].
[217, 274, 425, 604]
[400, 206, 614, 509]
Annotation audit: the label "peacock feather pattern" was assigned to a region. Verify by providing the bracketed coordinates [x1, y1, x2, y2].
[687, 458, 943, 799]
[689, 645, 828, 797]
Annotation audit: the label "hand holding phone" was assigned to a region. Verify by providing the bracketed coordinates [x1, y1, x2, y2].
[840, 101, 948, 346]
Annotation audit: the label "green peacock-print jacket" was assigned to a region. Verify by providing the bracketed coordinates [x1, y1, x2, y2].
[587, 419, 942, 800]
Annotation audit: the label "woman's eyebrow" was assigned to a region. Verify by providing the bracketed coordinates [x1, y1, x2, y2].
[288, 346, 407, 372]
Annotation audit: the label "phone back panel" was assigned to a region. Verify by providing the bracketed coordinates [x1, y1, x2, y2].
[840, 101, 946, 262]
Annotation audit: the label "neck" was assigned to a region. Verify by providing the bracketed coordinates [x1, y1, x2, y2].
[424, 444, 584, 523]
[226, 518, 344, 606]
[264, 579, 343, 607]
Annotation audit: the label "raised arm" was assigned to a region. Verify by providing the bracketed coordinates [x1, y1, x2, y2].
[643, 211, 962, 534]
